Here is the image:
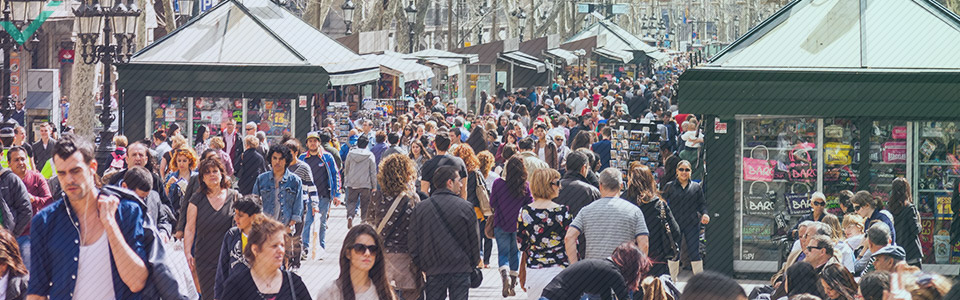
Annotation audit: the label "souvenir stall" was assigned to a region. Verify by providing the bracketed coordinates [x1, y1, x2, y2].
[609, 121, 661, 180]
[677, 0, 960, 276]
[361, 52, 434, 99]
[120, 0, 378, 144]
[564, 19, 666, 80]
[407, 49, 478, 110]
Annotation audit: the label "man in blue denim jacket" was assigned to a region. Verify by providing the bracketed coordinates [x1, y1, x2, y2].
[28, 134, 149, 300]
[252, 144, 304, 228]
[300, 131, 342, 253]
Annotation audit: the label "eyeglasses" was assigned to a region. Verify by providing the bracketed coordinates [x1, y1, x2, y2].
[350, 243, 379, 255]
[812, 201, 826, 207]
[678, 168, 691, 172]
[806, 246, 823, 252]
[551, 180, 561, 187]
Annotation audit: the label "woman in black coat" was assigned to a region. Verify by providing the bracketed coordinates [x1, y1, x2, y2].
[888, 177, 923, 266]
[622, 162, 681, 279]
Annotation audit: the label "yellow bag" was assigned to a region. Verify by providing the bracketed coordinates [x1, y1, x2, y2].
[824, 143, 852, 165]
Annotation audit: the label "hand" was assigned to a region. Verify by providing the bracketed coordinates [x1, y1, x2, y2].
[333, 197, 342, 207]
[174, 231, 184, 240]
[98, 194, 120, 227]
[185, 253, 195, 269]
[701, 214, 710, 224]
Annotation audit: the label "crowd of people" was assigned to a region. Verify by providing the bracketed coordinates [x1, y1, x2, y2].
[0, 52, 949, 300]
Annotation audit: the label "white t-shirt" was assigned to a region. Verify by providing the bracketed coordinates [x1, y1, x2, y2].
[318, 280, 381, 300]
[681, 130, 703, 148]
[74, 233, 115, 300]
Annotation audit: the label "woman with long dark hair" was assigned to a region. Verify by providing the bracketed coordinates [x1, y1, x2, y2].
[489, 156, 533, 297]
[819, 263, 858, 300]
[888, 177, 923, 266]
[0, 228, 27, 300]
[466, 124, 488, 155]
[540, 243, 651, 300]
[569, 131, 593, 151]
[773, 262, 822, 300]
[220, 216, 311, 300]
[319, 224, 396, 300]
[194, 124, 210, 154]
[185, 158, 239, 297]
[623, 162, 681, 279]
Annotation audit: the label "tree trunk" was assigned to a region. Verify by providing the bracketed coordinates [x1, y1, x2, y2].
[490, 0, 498, 41]
[363, 0, 389, 31]
[67, 53, 98, 140]
[447, 0, 454, 49]
[393, 0, 410, 52]
[163, 0, 176, 35]
[302, 0, 333, 30]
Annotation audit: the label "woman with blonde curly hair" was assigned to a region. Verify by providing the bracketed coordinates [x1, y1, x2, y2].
[370, 153, 422, 297]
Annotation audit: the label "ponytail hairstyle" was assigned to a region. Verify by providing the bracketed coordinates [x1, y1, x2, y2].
[242, 215, 285, 265]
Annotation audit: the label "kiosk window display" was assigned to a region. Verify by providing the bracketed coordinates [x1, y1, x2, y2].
[194, 97, 243, 135]
[734, 118, 960, 274]
[247, 99, 293, 143]
[151, 97, 188, 135]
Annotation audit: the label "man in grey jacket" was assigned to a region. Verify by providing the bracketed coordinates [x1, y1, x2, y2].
[343, 135, 377, 228]
[381, 133, 407, 160]
[409, 166, 480, 300]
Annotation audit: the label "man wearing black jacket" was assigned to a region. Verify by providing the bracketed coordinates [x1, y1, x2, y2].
[221, 119, 243, 163]
[409, 166, 480, 300]
[104, 142, 170, 209]
[554, 151, 601, 261]
[236, 135, 267, 195]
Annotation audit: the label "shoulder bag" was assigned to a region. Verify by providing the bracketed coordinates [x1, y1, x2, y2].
[376, 193, 407, 234]
[658, 200, 680, 261]
[429, 200, 483, 288]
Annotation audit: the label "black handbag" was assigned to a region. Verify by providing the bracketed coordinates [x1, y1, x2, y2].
[430, 200, 483, 288]
[658, 201, 680, 261]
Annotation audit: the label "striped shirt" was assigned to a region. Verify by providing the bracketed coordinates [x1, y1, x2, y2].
[288, 160, 318, 206]
[570, 197, 649, 260]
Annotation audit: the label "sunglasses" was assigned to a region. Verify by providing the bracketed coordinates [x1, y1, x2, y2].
[853, 205, 862, 211]
[678, 168, 691, 172]
[350, 243, 379, 255]
[551, 180, 561, 187]
[812, 201, 826, 207]
[806, 246, 823, 252]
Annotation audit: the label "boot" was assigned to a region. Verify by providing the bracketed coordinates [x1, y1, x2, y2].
[347, 217, 353, 229]
[691, 260, 704, 275]
[509, 271, 518, 296]
[500, 267, 511, 298]
[668, 260, 680, 282]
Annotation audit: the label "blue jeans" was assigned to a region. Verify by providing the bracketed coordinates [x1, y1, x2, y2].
[16, 235, 28, 271]
[494, 227, 520, 271]
[309, 196, 331, 249]
[424, 272, 470, 300]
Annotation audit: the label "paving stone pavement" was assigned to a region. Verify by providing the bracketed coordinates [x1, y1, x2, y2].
[296, 205, 766, 299]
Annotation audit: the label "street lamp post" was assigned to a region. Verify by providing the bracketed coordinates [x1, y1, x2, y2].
[0, 0, 43, 131]
[341, 0, 355, 35]
[514, 8, 526, 42]
[573, 48, 585, 79]
[404, 1, 416, 52]
[175, 0, 194, 24]
[476, 2, 486, 45]
[74, 0, 141, 174]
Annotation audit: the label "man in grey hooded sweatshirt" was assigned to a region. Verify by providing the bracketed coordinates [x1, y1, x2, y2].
[343, 135, 377, 228]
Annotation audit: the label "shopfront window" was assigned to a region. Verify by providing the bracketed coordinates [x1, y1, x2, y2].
[246, 98, 293, 144]
[150, 97, 187, 136]
[738, 118, 819, 267]
[915, 122, 959, 266]
[193, 97, 242, 144]
[822, 119, 860, 215]
[868, 121, 908, 201]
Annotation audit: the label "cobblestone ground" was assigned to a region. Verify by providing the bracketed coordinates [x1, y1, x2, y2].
[297, 205, 765, 299]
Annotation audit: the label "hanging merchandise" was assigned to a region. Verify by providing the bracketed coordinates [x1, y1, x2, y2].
[788, 143, 816, 182]
[785, 182, 813, 216]
[824, 142, 852, 165]
[935, 230, 950, 264]
[882, 141, 907, 163]
[824, 125, 844, 139]
[743, 145, 774, 182]
[743, 181, 777, 216]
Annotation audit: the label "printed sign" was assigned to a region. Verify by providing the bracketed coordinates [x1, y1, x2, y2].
[741, 215, 774, 242]
[715, 122, 727, 134]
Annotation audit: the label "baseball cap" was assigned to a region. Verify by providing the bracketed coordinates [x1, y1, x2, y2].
[871, 245, 906, 261]
[306, 131, 320, 141]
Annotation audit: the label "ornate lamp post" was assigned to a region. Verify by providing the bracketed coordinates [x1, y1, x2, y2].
[74, 0, 141, 174]
[515, 8, 526, 42]
[475, 2, 486, 45]
[175, 0, 194, 24]
[0, 0, 44, 132]
[341, 0, 355, 35]
[573, 48, 586, 79]
[404, 1, 416, 52]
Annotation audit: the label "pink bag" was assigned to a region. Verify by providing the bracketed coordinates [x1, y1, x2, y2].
[883, 142, 907, 163]
[892, 126, 907, 140]
[743, 146, 774, 182]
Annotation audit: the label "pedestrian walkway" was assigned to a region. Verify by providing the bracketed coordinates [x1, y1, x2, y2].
[297, 205, 766, 299]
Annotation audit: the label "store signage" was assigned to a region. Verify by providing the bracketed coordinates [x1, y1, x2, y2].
[714, 122, 727, 134]
[299, 95, 308, 108]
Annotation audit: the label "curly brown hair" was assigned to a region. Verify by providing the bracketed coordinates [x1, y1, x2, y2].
[452, 144, 480, 171]
[477, 150, 495, 175]
[377, 153, 417, 198]
[168, 147, 198, 171]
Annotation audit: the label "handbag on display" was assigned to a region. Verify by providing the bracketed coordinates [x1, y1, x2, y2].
[788, 144, 816, 182]
[824, 142, 853, 165]
[784, 182, 813, 216]
[743, 145, 774, 182]
[825, 125, 844, 139]
[743, 181, 777, 216]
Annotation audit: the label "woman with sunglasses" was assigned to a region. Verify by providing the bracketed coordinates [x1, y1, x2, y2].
[220, 216, 311, 300]
[518, 168, 571, 299]
[851, 190, 896, 247]
[319, 224, 396, 300]
[661, 160, 708, 280]
[790, 192, 828, 241]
